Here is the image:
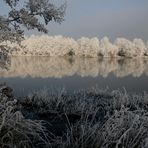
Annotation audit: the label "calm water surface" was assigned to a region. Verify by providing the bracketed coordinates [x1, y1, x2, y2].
[0, 56, 148, 97]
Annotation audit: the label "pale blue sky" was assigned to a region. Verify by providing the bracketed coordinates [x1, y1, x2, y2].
[0, 0, 148, 40]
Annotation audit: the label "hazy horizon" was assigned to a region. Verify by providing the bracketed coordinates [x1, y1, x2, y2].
[0, 0, 148, 41]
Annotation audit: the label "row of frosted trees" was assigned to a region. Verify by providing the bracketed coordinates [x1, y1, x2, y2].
[3, 35, 148, 57]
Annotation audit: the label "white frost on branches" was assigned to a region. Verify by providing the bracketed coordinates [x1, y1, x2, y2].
[0, 35, 148, 57]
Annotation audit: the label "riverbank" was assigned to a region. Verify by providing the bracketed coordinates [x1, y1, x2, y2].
[0, 84, 148, 148]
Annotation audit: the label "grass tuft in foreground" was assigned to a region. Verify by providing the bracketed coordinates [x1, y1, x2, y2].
[0, 85, 56, 148]
[1, 84, 148, 148]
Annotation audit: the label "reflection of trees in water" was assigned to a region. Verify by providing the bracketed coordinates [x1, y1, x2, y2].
[114, 58, 147, 77]
[0, 53, 11, 71]
[0, 56, 148, 78]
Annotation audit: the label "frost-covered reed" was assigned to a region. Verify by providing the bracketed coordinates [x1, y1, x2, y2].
[0, 84, 53, 148]
[1, 35, 148, 57]
[62, 107, 148, 148]
[24, 87, 148, 116]
[22, 87, 148, 148]
[1, 82, 148, 148]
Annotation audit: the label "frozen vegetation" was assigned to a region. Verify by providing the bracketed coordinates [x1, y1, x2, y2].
[0, 83, 148, 148]
[0, 56, 148, 78]
[1, 35, 148, 58]
[0, 84, 53, 148]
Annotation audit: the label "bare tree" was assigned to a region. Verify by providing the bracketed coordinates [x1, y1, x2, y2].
[0, 0, 66, 45]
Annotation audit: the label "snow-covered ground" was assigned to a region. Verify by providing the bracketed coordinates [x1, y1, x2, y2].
[1, 35, 148, 57]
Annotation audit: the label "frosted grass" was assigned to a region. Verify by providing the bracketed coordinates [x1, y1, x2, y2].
[0, 85, 54, 148]
[1, 83, 148, 148]
[22, 87, 148, 148]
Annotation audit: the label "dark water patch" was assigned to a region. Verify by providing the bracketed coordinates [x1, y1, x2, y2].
[0, 73, 147, 97]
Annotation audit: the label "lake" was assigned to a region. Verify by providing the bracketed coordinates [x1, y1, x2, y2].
[0, 56, 148, 97]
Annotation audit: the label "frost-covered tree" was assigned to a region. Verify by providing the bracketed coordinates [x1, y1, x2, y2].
[0, 0, 66, 46]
